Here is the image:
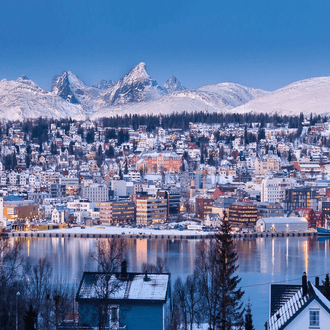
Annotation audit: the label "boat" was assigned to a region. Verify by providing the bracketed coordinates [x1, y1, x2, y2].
[316, 227, 330, 236]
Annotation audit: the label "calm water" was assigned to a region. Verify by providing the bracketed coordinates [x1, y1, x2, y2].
[13, 236, 330, 330]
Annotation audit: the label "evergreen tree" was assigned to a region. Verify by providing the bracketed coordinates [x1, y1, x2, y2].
[244, 298, 255, 330]
[322, 274, 330, 301]
[214, 212, 245, 330]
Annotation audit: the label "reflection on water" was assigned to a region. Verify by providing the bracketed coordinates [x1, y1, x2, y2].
[12, 236, 330, 330]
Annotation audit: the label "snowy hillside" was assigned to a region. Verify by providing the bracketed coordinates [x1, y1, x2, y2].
[233, 77, 330, 115]
[0, 76, 85, 120]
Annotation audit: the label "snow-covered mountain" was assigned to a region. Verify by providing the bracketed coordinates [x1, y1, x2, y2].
[13, 62, 330, 120]
[101, 62, 166, 105]
[0, 76, 85, 120]
[51, 71, 100, 115]
[92, 82, 267, 118]
[163, 75, 186, 93]
[233, 77, 330, 115]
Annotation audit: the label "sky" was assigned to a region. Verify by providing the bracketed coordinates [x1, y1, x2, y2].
[1, 0, 330, 91]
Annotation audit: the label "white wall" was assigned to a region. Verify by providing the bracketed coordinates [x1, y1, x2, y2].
[286, 300, 330, 330]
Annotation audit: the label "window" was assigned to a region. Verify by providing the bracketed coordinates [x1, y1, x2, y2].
[309, 310, 319, 327]
[109, 306, 119, 322]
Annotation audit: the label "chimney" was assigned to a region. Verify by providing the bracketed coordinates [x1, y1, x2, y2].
[121, 260, 127, 279]
[144, 271, 151, 282]
[315, 276, 320, 287]
[302, 272, 307, 296]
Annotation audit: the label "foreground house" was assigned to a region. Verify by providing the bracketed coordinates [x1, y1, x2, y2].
[76, 262, 171, 330]
[265, 274, 330, 330]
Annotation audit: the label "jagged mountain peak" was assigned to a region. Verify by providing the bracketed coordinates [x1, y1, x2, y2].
[123, 62, 151, 84]
[51, 71, 80, 104]
[163, 75, 186, 93]
[102, 62, 166, 105]
[18, 75, 30, 81]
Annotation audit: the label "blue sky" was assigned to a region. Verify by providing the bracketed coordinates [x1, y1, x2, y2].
[1, 0, 330, 91]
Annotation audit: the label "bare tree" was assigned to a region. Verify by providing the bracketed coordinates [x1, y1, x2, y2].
[25, 258, 52, 330]
[0, 238, 25, 330]
[194, 240, 219, 330]
[89, 238, 127, 330]
[173, 277, 188, 330]
[41, 280, 71, 330]
[141, 257, 167, 273]
[185, 274, 202, 330]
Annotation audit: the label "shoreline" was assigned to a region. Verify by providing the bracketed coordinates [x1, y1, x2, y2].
[1, 226, 318, 240]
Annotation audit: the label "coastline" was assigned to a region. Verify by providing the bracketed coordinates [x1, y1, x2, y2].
[1, 226, 318, 240]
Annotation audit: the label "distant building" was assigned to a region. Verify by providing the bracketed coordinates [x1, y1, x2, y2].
[136, 197, 167, 225]
[285, 187, 312, 211]
[3, 195, 39, 221]
[261, 177, 295, 203]
[157, 190, 180, 221]
[195, 196, 213, 219]
[99, 200, 135, 225]
[82, 183, 109, 202]
[256, 217, 308, 232]
[228, 201, 257, 228]
[255, 202, 285, 219]
[295, 208, 325, 228]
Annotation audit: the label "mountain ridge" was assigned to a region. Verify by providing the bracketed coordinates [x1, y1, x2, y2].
[1, 63, 327, 120]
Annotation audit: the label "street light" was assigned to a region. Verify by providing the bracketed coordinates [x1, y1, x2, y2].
[16, 291, 20, 330]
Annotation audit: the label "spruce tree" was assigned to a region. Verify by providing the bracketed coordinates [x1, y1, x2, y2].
[244, 298, 255, 330]
[214, 212, 245, 330]
[322, 274, 330, 301]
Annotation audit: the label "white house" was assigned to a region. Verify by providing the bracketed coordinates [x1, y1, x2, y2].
[265, 275, 330, 330]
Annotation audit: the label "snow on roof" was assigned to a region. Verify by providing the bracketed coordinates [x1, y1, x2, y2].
[311, 283, 330, 310]
[259, 217, 308, 224]
[266, 287, 308, 330]
[78, 272, 169, 302]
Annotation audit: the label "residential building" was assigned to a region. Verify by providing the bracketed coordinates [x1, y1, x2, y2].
[265, 275, 330, 330]
[76, 262, 171, 330]
[82, 183, 109, 202]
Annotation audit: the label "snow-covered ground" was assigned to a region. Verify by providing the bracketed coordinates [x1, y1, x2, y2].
[36, 225, 215, 237]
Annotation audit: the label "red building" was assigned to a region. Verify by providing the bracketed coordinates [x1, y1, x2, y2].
[295, 208, 325, 228]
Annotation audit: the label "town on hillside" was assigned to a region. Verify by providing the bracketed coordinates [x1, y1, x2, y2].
[0, 113, 329, 233]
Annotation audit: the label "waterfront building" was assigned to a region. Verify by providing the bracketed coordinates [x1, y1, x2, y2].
[3, 195, 39, 221]
[256, 217, 308, 232]
[136, 197, 167, 225]
[295, 208, 325, 228]
[99, 200, 135, 225]
[228, 201, 258, 228]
